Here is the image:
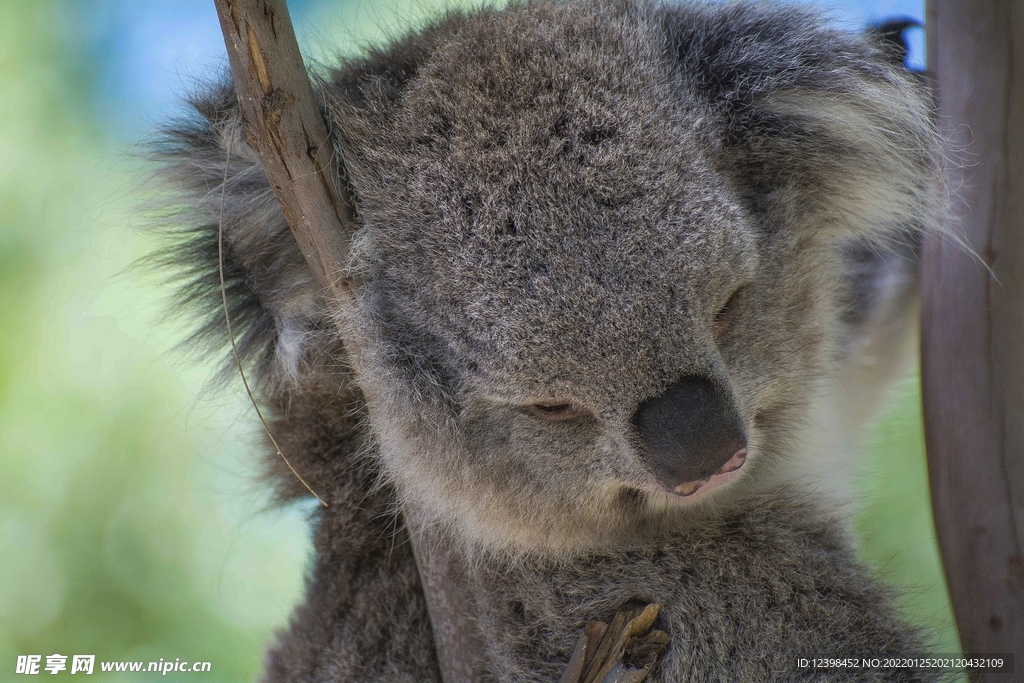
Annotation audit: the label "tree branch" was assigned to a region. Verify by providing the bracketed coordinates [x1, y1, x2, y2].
[210, 2, 485, 680]
[213, 0, 354, 303]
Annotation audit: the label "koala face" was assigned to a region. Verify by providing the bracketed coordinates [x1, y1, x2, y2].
[159, 0, 937, 557]
[317, 1, 915, 555]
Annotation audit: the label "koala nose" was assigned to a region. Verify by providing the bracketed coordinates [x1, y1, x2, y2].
[631, 376, 748, 495]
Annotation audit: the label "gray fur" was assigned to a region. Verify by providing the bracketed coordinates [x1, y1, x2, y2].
[149, 0, 945, 680]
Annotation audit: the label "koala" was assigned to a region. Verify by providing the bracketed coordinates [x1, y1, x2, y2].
[150, 0, 947, 680]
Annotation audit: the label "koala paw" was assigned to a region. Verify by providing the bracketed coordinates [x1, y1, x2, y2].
[559, 603, 670, 683]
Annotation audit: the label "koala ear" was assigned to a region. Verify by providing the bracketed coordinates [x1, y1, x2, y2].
[662, 4, 942, 245]
[148, 78, 339, 387]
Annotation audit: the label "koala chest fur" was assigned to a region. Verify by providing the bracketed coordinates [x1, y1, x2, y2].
[152, 0, 945, 680]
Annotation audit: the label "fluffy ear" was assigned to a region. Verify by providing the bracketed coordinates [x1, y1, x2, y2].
[661, 3, 942, 246]
[148, 79, 374, 501]
[147, 7, 469, 387]
[148, 79, 337, 387]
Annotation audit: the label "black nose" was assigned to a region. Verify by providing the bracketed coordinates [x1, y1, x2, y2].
[631, 376, 747, 492]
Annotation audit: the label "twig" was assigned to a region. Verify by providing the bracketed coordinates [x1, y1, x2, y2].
[212, 0, 352, 503]
[217, 124, 327, 507]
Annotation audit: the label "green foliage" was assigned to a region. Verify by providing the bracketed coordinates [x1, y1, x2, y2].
[855, 378, 962, 657]
[0, 1, 307, 680]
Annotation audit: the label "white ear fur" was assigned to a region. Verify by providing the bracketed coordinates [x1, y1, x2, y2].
[761, 84, 941, 244]
[221, 124, 337, 369]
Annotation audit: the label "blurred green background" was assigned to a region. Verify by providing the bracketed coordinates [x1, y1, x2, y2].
[0, 0, 955, 680]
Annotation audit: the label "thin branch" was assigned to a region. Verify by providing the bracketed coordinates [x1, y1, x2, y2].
[212, 0, 354, 304]
[217, 124, 327, 507]
[212, 0, 354, 505]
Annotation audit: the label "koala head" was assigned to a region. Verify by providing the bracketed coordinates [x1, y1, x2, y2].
[157, 0, 941, 556]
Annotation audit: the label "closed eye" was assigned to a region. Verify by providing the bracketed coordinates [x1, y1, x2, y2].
[713, 285, 747, 338]
[525, 403, 588, 422]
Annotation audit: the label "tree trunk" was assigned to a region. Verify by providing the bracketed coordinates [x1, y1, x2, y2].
[922, 0, 1024, 676]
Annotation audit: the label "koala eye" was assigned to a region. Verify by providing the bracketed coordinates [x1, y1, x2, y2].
[713, 286, 746, 338]
[525, 403, 587, 422]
